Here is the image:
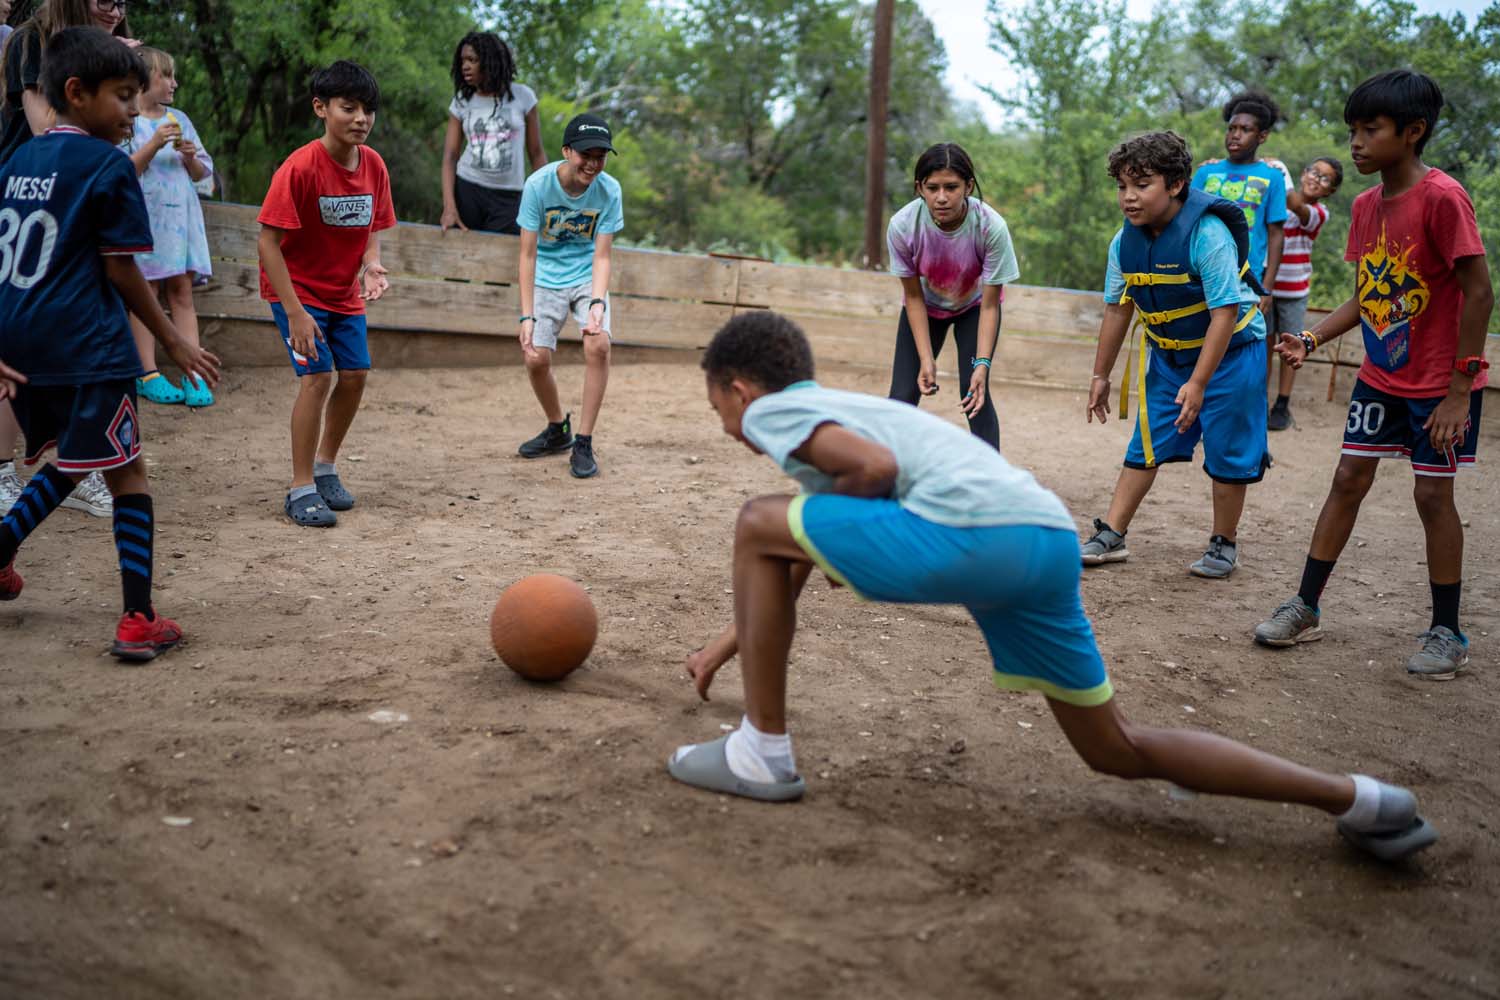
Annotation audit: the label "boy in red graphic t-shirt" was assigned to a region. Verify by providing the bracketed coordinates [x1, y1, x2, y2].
[1255, 69, 1493, 681]
[257, 61, 397, 528]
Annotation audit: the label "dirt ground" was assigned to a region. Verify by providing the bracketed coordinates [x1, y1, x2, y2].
[1, 352, 1496, 1000]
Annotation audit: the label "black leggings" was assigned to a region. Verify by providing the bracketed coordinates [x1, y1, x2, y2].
[888, 303, 999, 449]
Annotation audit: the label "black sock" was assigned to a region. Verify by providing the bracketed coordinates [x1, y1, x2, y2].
[112, 493, 155, 619]
[1430, 581, 1461, 634]
[575, 433, 591, 444]
[1297, 556, 1336, 611]
[1274, 394, 1290, 408]
[0, 464, 74, 565]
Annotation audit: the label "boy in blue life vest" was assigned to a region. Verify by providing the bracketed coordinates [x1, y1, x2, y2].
[1083, 130, 1269, 578]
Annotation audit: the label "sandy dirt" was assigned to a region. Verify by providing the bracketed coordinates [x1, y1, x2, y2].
[1, 353, 1496, 999]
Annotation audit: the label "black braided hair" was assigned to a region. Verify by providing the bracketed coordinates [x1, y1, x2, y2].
[1221, 89, 1281, 132]
[451, 31, 515, 103]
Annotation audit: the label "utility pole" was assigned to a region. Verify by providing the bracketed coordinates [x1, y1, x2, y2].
[863, 0, 894, 269]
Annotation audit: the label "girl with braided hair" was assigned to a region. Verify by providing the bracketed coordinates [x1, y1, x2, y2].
[440, 31, 545, 234]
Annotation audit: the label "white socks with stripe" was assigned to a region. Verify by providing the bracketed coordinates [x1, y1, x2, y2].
[726, 715, 797, 783]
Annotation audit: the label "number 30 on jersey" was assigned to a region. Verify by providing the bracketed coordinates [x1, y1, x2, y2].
[0, 208, 59, 289]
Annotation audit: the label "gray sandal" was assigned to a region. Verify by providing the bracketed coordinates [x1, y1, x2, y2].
[285, 491, 337, 527]
[314, 473, 355, 511]
[667, 735, 806, 802]
[1339, 816, 1438, 862]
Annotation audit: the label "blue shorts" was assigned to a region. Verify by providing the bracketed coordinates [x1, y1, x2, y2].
[1125, 338, 1268, 483]
[271, 303, 371, 376]
[1341, 377, 1482, 477]
[14, 379, 141, 474]
[788, 494, 1112, 706]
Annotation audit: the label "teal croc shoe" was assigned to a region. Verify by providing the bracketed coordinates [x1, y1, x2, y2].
[181, 374, 215, 408]
[137, 373, 185, 405]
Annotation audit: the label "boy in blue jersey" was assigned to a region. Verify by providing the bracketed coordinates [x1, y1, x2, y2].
[667, 310, 1434, 862]
[1192, 90, 1287, 302]
[515, 114, 623, 479]
[0, 28, 219, 661]
[1083, 131, 1269, 579]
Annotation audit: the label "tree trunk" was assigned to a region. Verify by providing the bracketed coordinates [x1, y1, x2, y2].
[862, 0, 894, 269]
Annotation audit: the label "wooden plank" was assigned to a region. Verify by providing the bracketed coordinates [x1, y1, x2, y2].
[203, 202, 739, 303]
[196, 260, 732, 349]
[736, 259, 898, 317]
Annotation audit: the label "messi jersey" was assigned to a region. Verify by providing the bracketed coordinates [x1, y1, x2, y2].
[0, 127, 151, 386]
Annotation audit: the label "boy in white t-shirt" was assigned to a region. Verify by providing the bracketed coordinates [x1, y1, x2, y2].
[1266, 155, 1342, 430]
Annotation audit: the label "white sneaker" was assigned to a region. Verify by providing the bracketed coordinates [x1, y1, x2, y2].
[0, 461, 23, 515]
[61, 471, 112, 517]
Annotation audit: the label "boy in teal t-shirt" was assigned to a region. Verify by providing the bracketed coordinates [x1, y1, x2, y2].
[1191, 89, 1287, 302]
[514, 114, 624, 480]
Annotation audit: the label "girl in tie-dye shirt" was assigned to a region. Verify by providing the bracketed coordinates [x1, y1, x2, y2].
[886, 143, 1019, 449]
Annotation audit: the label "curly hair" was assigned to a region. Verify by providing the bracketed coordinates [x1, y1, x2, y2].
[451, 31, 515, 103]
[1222, 89, 1280, 132]
[1107, 131, 1194, 200]
[701, 312, 815, 390]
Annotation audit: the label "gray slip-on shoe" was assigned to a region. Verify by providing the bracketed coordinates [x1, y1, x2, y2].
[667, 735, 806, 802]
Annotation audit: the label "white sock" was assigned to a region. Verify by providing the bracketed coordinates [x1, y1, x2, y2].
[314, 461, 337, 478]
[726, 715, 797, 783]
[1338, 774, 1381, 829]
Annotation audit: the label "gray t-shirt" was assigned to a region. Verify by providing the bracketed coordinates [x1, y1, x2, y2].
[741, 382, 1075, 531]
[449, 83, 538, 191]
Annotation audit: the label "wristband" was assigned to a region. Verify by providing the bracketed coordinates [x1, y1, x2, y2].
[1297, 331, 1317, 353]
[588, 297, 606, 308]
[972, 357, 991, 370]
[518, 315, 535, 324]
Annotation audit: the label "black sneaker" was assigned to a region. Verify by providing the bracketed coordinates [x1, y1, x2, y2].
[570, 436, 598, 478]
[519, 414, 573, 458]
[1268, 401, 1292, 432]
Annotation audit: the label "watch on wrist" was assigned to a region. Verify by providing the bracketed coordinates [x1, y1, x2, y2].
[1454, 355, 1489, 377]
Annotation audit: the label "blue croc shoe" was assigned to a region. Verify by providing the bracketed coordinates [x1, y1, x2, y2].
[181, 374, 215, 408]
[137, 372, 185, 405]
[314, 473, 355, 511]
[285, 491, 337, 527]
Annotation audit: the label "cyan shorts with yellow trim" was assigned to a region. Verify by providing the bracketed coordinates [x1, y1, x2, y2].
[1125, 336, 1268, 484]
[788, 494, 1112, 706]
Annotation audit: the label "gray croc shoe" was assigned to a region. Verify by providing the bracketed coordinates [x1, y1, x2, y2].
[285, 491, 337, 527]
[314, 473, 356, 511]
[667, 735, 806, 802]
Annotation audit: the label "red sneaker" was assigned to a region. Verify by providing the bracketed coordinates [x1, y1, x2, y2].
[0, 560, 21, 601]
[112, 611, 183, 662]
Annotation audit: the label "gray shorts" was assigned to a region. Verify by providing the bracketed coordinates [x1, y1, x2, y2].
[1270, 295, 1308, 337]
[531, 282, 612, 350]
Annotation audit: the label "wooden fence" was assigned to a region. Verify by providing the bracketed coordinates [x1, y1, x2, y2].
[198, 202, 1496, 391]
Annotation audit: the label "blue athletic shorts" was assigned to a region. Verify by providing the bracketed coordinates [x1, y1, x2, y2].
[1125, 338, 1268, 483]
[788, 494, 1112, 706]
[1341, 377, 1482, 477]
[271, 302, 371, 376]
[14, 379, 141, 474]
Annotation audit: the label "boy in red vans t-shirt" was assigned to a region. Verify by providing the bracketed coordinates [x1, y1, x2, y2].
[257, 61, 396, 528]
[1255, 70, 1493, 680]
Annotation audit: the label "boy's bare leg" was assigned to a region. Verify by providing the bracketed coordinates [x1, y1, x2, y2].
[1210, 481, 1247, 541]
[1277, 355, 1297, 397]
[101, 458, 149, 497]
[1413, 476, 1463, 584]
[1307, 455, 1379, 561]
[577, 334, 610, 436]
[1047, 697, 1354, 813]
[290, 372, 334, 488]
[732, 495, 814, 735]
[315, 369, 368, 467]
[1103, 466, 1157, 533]
[524, 349, 565, 424]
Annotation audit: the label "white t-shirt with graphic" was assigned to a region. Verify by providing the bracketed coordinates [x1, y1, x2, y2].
[449, 83, 538, 191]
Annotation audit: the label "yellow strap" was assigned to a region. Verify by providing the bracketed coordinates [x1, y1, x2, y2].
[1137, 301, 1209, 328]
[1136, 319, 1154, 466]
[1118, 317, 1137, 418]
[1141, 303, 1258, 351]
[1121, 271, 1192, 287]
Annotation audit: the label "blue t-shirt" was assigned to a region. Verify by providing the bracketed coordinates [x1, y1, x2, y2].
[741, 382, 1076, 531]
[517, 162, 624, 289]
[1103, 214, 1266, 342]
[0, 128, 151, 386]
[1190, 161, 1286, 280]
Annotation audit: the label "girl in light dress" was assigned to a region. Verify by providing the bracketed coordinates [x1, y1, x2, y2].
[126, 46, 216, 407]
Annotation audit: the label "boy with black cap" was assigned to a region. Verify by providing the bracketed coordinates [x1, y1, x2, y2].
[515, 113, 623, 479]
